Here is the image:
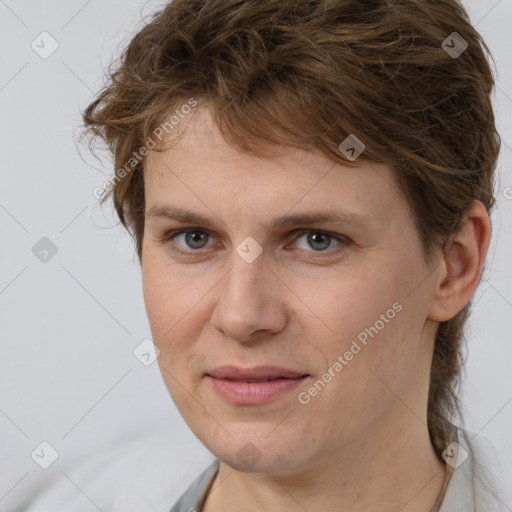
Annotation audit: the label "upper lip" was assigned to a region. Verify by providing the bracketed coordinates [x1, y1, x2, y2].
[207, 365, 309, 380]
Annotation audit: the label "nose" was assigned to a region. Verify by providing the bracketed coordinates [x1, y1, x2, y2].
[210, 254, 288, 343]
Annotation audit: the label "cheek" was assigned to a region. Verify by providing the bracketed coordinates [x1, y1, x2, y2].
[307, 268, 421, 391]
[142, 258, 212, 382]
[142, 256, 204, 338]
[309, 272, 401, 346]
[142, 263, 189, 376]
[301, 310, 420, 445]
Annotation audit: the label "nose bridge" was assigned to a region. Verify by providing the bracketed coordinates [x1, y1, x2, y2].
[211, 251, 286, 341]
[222, 254, 266, 316]
[224, 232, 267, 302]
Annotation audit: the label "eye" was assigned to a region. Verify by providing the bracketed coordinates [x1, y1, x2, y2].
[169, 229, 213, 252]
[291, 230, 348, 253]
[160, 228, 350, 257]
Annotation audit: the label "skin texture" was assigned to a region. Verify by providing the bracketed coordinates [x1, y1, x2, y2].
[141, 106, 490, 512]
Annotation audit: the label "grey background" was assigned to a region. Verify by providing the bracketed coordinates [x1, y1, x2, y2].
[0, 0, 511, 509]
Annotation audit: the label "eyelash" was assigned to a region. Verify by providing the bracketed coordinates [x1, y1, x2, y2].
[158, 228, 351, 259]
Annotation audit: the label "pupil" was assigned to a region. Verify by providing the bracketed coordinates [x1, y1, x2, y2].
[186, 231, 208, 249]
[308, 233, 330, 250]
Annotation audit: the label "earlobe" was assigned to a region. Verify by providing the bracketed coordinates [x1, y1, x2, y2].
[428, 200, 491, 323]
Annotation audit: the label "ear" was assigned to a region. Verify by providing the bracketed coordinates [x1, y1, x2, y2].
[428, 200, 491, 322]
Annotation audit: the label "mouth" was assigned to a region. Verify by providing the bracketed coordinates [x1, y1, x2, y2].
[206, 365, 309, 381]
[220, 377, 304, 383]
[205, 372, 310, 405]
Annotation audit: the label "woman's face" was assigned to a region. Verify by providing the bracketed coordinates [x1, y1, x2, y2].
[141, 107, 440, 474]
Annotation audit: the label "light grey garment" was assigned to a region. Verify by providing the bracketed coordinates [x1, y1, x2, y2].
[169, 428, 512, 512]
[438, 428, 512, 511]
[169, 459, 220, 512]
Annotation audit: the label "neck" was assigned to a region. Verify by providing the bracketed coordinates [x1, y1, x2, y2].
[202, 412, 446, 512]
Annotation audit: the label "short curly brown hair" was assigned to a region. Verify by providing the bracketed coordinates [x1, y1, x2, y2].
[80, 0, 500, 456]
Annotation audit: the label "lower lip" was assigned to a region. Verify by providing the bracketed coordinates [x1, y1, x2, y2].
[207, 376, 308, 405]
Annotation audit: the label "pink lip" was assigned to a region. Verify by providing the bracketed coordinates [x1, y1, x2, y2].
[207, 365, 308, 380]
[207, 375, 309, 405]
[206, 366, 310, 405]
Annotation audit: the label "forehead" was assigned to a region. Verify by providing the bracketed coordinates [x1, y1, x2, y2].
[143, 107, 407, 231]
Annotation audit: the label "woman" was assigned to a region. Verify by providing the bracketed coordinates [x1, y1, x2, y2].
[79, 0, 511, 510]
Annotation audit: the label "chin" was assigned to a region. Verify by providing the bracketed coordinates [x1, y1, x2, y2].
[205, 434, 311, 475]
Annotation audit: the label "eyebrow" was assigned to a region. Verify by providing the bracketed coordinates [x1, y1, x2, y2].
[145, 205, 376, 231]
